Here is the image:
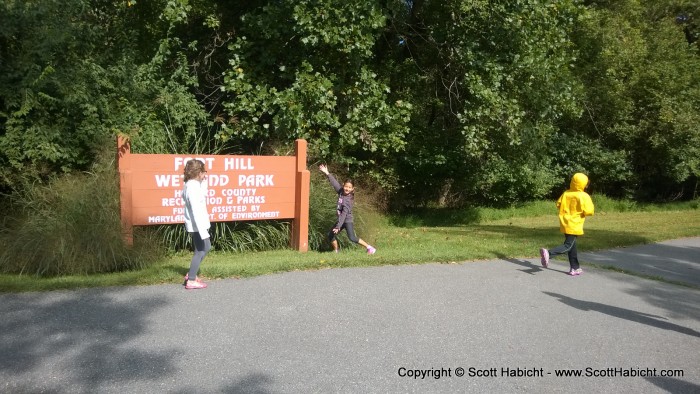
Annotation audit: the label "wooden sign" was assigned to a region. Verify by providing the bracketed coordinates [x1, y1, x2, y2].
[117, 137, 310, 251]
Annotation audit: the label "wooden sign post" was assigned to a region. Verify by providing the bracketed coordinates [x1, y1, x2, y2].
[117, 137, 310, 251]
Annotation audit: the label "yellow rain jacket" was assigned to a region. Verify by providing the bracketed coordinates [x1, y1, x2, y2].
[556, 173, 595, 235]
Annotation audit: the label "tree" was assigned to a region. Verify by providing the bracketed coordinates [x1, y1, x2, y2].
[1, 0, 697, 205]
[219, 0, 412, 176]
[380, 0, 585, 205]
[1, 0, 231, 196]
[563, 0, 700, 199]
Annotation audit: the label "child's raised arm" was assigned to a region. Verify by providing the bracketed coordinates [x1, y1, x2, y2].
[319, 164, 342, 193]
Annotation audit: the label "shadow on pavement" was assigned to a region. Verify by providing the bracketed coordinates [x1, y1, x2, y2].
[0, 290, 176, 392]
[495, 253, 545, 275]
[495, 253, 576, 276]
[645, 376, 700, 393]
[580, 239, 700, 288]
[543, 292, 700, 338]
[623, 283, 700, 323]
[221, 373, 275, 394]
[171, 373, 274, 394]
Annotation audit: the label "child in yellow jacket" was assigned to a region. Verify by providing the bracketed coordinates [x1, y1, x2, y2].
[540, 173, 595, 276]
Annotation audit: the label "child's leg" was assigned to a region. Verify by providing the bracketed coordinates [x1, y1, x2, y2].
[343, 222, 359, 243]
[548, 234, 577, 268]
[188, 232, 211, 280]
[328, 227, 339, 252]
[567, 236, 580, 270]
[345, 223, 375, 252]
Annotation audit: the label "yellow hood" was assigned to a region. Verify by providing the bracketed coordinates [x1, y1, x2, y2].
[570, 173, 589, 192]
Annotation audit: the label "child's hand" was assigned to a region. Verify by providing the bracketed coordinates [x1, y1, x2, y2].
[319, 164, 329, 175]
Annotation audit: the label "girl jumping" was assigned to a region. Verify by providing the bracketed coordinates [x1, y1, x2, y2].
[319, 164, 376, 254]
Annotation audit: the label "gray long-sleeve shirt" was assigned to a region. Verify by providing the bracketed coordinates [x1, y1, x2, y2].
[327, 173, 354, 228]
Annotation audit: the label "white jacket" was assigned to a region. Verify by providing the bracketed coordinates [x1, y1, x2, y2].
[183, 179, 211, 239]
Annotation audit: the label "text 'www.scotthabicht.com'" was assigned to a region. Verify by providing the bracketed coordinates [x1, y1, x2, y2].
[397, 367, 685, 380]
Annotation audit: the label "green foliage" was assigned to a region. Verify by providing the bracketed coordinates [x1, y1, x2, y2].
[219, 0, 412, 168]
[0, 152, 163, 276]
[150, 220, 292, 254]
[549, 133, 634, 198]
[308, 172, 338, 251]
[593, 194, 700, 213]
[0, 0, 224, 195]
[563, 0, 700, 200]
[386, 0, 585, 205]
[469, 156, 560, 206]
[0, 0, 119, 187]
[3, 0, 699, 205]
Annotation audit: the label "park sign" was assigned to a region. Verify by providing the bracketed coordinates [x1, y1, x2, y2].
[117, 137, 310, 251]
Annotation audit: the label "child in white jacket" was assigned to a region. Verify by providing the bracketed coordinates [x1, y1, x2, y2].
[183, 159, 211, 289]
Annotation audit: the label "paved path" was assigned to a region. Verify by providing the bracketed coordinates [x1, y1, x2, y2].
[1, 239, 699, 393]
[580, 237, 700, 288]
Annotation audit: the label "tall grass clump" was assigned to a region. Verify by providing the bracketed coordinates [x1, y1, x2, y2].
[152, 220, 293, 253]
[0, 155, 163, 277]
[212, 221, 292, 252]
[592, 195, 639, 212]
[308, 172, 337, 251]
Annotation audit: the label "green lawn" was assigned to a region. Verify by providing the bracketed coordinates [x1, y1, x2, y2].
[2, 208, 699, 292]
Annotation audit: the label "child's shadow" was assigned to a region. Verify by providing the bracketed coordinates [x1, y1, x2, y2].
[544, 292, 700, 338]
[494, 253, 568, 275]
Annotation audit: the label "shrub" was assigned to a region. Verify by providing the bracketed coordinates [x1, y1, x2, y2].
[0, 154, 163, 276]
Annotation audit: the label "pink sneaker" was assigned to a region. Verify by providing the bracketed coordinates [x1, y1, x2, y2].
[568, 269, 582, 276]
[185, 280, 207, 290]
[367, 246, 376, 255]
[539, 248, 549, 268]
[183, 274, 202, 286]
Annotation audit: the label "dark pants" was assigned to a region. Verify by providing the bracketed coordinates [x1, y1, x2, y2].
[549, 234, 579, 270]
[328, 222, 359, 243]
[188, 232, 211, 279]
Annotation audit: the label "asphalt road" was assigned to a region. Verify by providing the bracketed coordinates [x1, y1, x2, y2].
[579, 237, 700, 288]
[1, 238, 699, 393]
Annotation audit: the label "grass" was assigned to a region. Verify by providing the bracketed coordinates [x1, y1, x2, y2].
[2, 201, 699, 293]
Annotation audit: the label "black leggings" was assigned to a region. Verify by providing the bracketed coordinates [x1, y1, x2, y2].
[328, 222, 359, 243]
